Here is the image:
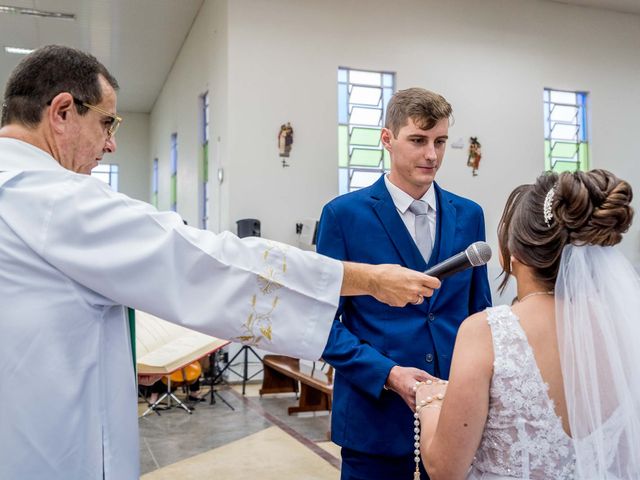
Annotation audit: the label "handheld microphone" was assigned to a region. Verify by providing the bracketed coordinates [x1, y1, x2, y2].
[425, 241, 492, 279]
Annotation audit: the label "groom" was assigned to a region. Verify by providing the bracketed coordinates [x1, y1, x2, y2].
[318, 88, 492, 479]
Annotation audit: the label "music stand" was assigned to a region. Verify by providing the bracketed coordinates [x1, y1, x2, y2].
[208, 345, 263, 404]
[141, 371, 193, 417]
[203, 350, 235, 410]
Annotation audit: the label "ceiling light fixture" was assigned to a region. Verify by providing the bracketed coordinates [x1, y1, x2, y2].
[0, 5, 75, 20]
[4, 46, 35, 55]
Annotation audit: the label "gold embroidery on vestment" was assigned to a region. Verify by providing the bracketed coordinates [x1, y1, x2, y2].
[233, 241, 288, 346]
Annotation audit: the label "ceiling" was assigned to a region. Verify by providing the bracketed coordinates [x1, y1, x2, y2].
[547, 0, 640, 15]
[0, 0, 203, 113]
[0, 0, 638, 113]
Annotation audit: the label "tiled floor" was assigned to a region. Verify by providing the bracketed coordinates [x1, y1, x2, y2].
[138, 382, 340, 479]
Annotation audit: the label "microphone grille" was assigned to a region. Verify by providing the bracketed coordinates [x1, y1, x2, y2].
[466, 241, 492, 267]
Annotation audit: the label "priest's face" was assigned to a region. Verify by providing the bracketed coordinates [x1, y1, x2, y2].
[60, 75, 118, 174]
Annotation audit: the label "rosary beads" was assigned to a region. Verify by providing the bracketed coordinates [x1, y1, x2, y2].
[412, 379, 447, 480]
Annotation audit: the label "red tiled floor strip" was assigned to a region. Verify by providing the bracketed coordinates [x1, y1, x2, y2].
[226, 388, 341, 470]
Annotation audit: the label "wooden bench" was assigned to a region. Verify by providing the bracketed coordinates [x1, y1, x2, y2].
[260, 355, 333, 415]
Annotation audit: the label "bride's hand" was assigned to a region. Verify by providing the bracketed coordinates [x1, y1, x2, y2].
[385, 365, 436, 411]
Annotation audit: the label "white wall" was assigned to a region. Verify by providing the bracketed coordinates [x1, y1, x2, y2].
[150, 0, 228, 228]
[151, 0, 640, 304]
[107, 111, 150, 202]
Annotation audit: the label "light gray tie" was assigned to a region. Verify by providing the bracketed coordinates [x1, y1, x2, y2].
[409, 200, 432, 262]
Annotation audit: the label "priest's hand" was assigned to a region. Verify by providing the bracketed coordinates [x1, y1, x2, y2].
[341, 262, 440, 307]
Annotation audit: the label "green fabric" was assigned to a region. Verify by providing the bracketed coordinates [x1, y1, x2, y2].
[128, 308, 136, 375]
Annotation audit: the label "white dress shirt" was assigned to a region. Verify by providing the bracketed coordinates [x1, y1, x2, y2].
[384, 174, 437, 247]
[0, 138, 343, 480]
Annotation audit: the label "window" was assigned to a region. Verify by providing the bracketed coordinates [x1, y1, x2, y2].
[338, 67, 395, 194]
[544, 88, 589, 172]
[91, 163, 119, 191]
[170, 133, 178, 212]
[200, 92, 210, 229]
[151, 158, 158, 207]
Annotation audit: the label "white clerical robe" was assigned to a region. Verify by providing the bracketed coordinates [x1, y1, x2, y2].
[0, 138, 343, 480]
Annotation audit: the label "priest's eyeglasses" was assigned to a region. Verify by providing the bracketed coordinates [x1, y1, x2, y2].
[73, 98, 122, 139]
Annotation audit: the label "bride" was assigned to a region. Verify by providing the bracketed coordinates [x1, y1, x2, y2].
[415, 169, 640, 479]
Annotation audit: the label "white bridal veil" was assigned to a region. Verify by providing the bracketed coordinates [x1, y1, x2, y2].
[556, 245, 640, 479]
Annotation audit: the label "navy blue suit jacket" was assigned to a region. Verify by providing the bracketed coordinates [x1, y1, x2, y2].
[318, 176, 492, 456]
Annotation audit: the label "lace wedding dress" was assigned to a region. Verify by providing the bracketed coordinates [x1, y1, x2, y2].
[467, 305, 575, 479]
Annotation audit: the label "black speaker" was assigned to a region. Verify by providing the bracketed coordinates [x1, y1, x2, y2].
[236, 218, 261, 238]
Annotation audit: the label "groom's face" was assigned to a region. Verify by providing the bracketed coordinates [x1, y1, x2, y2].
[382, 117, 449, 199]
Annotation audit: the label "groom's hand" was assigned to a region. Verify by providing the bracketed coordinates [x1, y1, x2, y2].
[384, 365, 436, 411]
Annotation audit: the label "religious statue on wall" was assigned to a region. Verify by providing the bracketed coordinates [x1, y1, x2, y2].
[278, 122, 294, 167]
[467, 136, 482, 177]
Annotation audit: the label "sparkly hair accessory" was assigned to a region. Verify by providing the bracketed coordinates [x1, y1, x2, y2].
[543, 186, 556, 227]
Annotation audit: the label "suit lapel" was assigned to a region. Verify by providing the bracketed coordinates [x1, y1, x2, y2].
[369, 176, 425, 271]
[429, 183, 457, 307]
[367, 179, 460, 309]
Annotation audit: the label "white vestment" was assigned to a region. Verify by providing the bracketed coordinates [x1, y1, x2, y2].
[0, 138, 343, 480]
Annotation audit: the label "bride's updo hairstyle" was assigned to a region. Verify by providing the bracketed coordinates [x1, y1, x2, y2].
[498, 169, 633, 293]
